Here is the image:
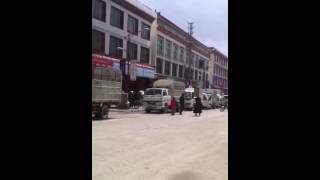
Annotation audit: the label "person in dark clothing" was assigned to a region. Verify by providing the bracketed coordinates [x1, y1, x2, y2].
[128, 91, 134, 108]
[179, 94, 185, 115]
[133, 91, 141, 108]
[193, 96, 203, 116]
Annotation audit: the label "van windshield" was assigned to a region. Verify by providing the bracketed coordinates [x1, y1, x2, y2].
[145, 89, 162, 95]
[185, 92, 193, 100]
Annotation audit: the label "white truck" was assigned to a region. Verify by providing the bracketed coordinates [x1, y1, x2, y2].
[184, 87, 211, 110]
[92, 67, 122, 119]
[143, 79, 185, 113]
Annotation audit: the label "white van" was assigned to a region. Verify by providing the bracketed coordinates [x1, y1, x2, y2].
[208, 93, 223, 109]
[184, 88, 211, 110]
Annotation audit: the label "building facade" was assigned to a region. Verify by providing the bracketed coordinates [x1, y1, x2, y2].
[92, 0, 156, 92]
[92, 0, 227, 93]
[209, 47, 228, 93]
[150, 13, 211, 88]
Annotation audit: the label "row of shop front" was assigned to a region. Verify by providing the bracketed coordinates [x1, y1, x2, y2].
[92, 54, 226, 94]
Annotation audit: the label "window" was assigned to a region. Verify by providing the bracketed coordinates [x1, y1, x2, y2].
[203, 94, 207, 101]
[179, 65, 183, 78]
[127, 15, 138, 35]
[195, 70, 198, 80]
[110, 6, 124, 29]
[92, 29, 105, 53]
[165, 39, 172, 59]
[141, 22, 150, 40]
[190, 52, 194, 66]
[173, 43, 178, 61]
[109, 35, 123, 57]
[156, 58, 163, 73]
[92, 0, 106, 22]
[164, 61, 171, 75]
[180, 47, 185, 62]
[199, 59, 204, 69]
[195, 55, 199, 68]
[127, 42, 137, 60]
[205, 60, 209, 70]
[163, 90, 167, 96]
[172, 63, 177, 77]
[140, 47, 150, 64]
[206, 73, 208, 81]
[190, 69, 194, 80]
[157, 35, 164, 56]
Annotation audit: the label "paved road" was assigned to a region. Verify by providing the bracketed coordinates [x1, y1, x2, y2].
[93, 109, 228, 180]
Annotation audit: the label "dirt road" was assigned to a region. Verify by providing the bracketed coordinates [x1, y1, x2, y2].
[93, 109, 228, 180]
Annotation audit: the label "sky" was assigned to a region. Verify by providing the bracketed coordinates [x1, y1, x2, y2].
[137, 0, 228, 56]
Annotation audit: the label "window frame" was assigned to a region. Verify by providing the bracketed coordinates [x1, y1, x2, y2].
[92, 29, 105, 54]
[140, 46, 150, 64]
[110, 6, 124, 29]
[109, 35, 123, 58]
[141, 22, 150, 40]
[92, 0, 106, 22]
[127, 15, 138, 35]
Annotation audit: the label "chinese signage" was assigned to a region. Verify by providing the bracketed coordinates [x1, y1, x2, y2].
[92, 54, 155, 79]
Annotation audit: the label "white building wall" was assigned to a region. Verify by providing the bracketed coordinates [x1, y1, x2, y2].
[92, 0, 156, 63]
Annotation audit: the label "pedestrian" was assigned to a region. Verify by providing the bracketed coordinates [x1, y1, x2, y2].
[133, 91, 140, 108]
[179, 94, 185, 115]
[128, 91, 134, 108]
[193, 96, 203, 116]
[170, 96, 177, 115]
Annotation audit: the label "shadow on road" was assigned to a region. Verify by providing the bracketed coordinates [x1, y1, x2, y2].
[167, 171, 203, 180]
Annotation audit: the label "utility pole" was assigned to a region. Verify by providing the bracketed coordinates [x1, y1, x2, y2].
[185, 22, 194, 87]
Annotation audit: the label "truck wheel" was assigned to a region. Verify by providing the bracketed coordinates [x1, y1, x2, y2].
[145, 109, 151, 113]
[96, 105, 109, 120]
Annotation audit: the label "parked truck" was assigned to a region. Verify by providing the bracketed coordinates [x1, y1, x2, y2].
[143, 79, 185, 113]
[92, 67, 122, 119]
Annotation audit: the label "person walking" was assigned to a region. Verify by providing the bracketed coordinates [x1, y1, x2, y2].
[193, 96, 203, 116]
[170, 96, 177, 115]
[179, 94, 185, 115]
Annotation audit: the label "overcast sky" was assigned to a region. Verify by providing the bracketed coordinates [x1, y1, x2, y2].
[137, 0, 228, 56]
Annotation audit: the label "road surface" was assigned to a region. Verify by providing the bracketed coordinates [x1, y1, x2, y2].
[93, 109, 228, 180]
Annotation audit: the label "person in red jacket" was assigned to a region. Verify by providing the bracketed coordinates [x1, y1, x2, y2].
[170, 96, 177, 115]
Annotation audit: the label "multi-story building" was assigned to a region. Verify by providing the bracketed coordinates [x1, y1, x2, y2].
[92, 0, 156, 92]
[209, 47, 228, 93]
[92, 0, 227, 93]
[150, 13, 211, 88]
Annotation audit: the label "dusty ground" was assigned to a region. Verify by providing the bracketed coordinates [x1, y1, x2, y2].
[93, 109, 228, 180]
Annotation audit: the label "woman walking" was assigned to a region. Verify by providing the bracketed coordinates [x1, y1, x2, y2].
[170, 96, 177, 115]
[193, 96, 203, 116]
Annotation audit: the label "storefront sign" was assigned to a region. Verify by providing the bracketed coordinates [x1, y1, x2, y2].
[92, 54, 113, 68]
[92, 54, 155, 79]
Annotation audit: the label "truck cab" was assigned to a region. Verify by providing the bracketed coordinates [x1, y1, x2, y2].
[143, 79, 185, 113]
[143, 88, 171, 113]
